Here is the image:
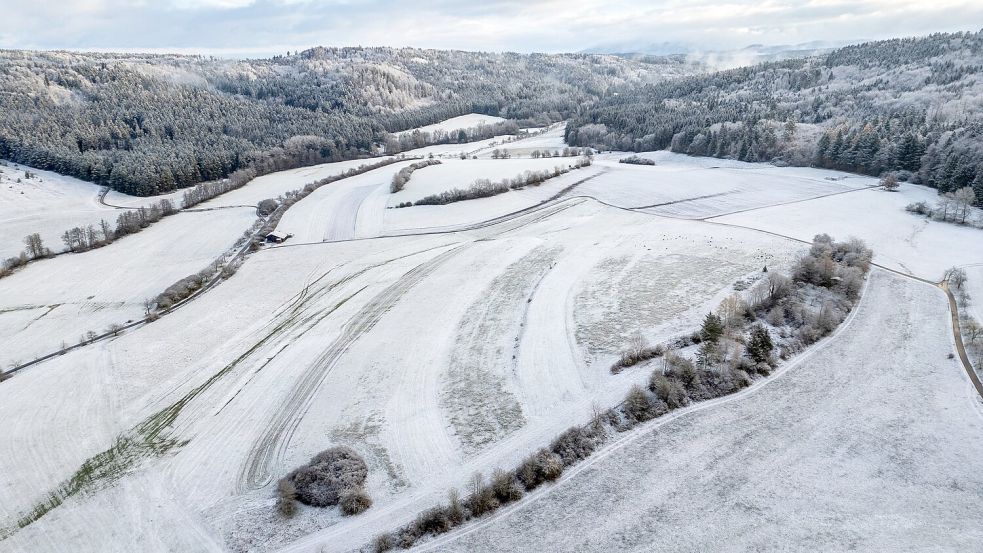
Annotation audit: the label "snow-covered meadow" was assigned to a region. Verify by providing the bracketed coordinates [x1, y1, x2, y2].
[2, 116, 983, 553]
[0, 164, 128, 260]
[430, 270, 983, 553]
[394, 114, 505, 138]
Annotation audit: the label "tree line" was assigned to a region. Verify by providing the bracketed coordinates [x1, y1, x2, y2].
[2, 199, 179, 279]
[0, 48, 679, 196]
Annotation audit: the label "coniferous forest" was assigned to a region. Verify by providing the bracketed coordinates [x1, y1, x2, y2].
[3, 32, 983, 200]
[566, 31, 983, 200]
[0, 48, 687, 196]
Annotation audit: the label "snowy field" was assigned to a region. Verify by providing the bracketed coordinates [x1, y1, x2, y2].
[473, 125, 568, 157]
[0, 207, 255, 367]
[395, 114, 505, 137]
[580, 151, 876, 218]
[388, 158, 592, 206]
[0, 164, 127, 259]
[3, 120, 983, 553]
[430, 270, 983, 552]
[0, 199, 802, 552]
[206, 159, 386, 209]
[712, 182, 983, 281]
[274, 160, 416, 242]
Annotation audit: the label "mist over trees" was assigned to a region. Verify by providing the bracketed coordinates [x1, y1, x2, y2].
[566, 31, 983, 202]
[0, 48, 683, 196]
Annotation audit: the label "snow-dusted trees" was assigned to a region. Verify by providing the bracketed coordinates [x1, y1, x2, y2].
[0, 48, 663, 196]
[948, 267, 968, 289]
[881, 173, 900, 191]
[565, 31, 983, 195]
[390, 159, 441, 193]
[23, 233, 46, 259]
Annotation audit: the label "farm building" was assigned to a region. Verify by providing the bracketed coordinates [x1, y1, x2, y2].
[265, 231, 293, 243]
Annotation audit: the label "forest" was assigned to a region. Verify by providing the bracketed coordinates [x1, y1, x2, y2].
[566, 31, 983, 201]
[3, 33, 983, 201]
[0, 48, 686, 196]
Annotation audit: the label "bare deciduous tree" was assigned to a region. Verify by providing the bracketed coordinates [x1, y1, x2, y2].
[23, 233, 46, 259]
[881, 173, 899, 191]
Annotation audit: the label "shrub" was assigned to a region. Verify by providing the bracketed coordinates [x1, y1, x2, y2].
[550, 426, 600, 466]
[282, 446, 371, 512]
[517, 449, 564, 490]
[766, 305, 785, 326]
[414, 506, 452, 535]
[276, 478, 299, 518]
[373, 534, 394, 553]
[339, 488, 373, 516]
[650, 374, 687, 409]
[624, 385, 656, 422]
[906, 201, 930, 215]
[257, 198, 279, 216]
[465, 476, 499, 517]
[881, 173, 900, 191]
[446, 488, 465, 525]
[490, 469, 524, 503]
[619, 155, 656, 165]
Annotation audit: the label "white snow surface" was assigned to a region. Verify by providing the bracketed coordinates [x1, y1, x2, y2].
[395, 114, 506, 137]
[429, 270, 983, 552]
[3, 148, 983, 553]
[0, 207, 256, 367]
[388, 158, 591, 206]
[0, 164, 145, 259]
[712, 182, 983, 281]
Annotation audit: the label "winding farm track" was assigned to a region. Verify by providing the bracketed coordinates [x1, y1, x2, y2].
[942, 281, 983, 397]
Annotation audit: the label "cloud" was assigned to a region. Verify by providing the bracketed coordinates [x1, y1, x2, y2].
[1, 0, 980, 56]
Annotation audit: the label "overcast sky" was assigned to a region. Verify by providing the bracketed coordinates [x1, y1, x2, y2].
[1, 0, 981, 57]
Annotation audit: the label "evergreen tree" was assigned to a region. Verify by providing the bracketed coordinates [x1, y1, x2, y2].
[746, 325, 774, 364]
[700, 312, 725, 344]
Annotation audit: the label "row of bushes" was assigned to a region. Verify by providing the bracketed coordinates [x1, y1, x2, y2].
[2, 198, 179, 281]
[181, 166, 258, 209]
[373, 234, 873, 551]
[390, 159, 442, 193]
[373, 425, 604, 551]
[905, 186, 982, 227]
[530, 147, 591, 159]
[950, 268, 983, 375]
[618, 155, 656, 165]
[411, 156, 592, 206]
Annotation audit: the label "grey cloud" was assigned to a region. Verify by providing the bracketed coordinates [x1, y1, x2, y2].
[0, 0, 980, 56]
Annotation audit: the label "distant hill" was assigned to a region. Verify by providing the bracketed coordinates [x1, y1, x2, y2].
[0, 48, 691, 195]
[567, 31, 983, 199]
[582, 40, 855, 67]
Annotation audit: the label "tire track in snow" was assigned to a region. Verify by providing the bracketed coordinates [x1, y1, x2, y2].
[240, 245, 468, 490]
[241, 200, 588, 491]
[405, 272, 877, 553]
